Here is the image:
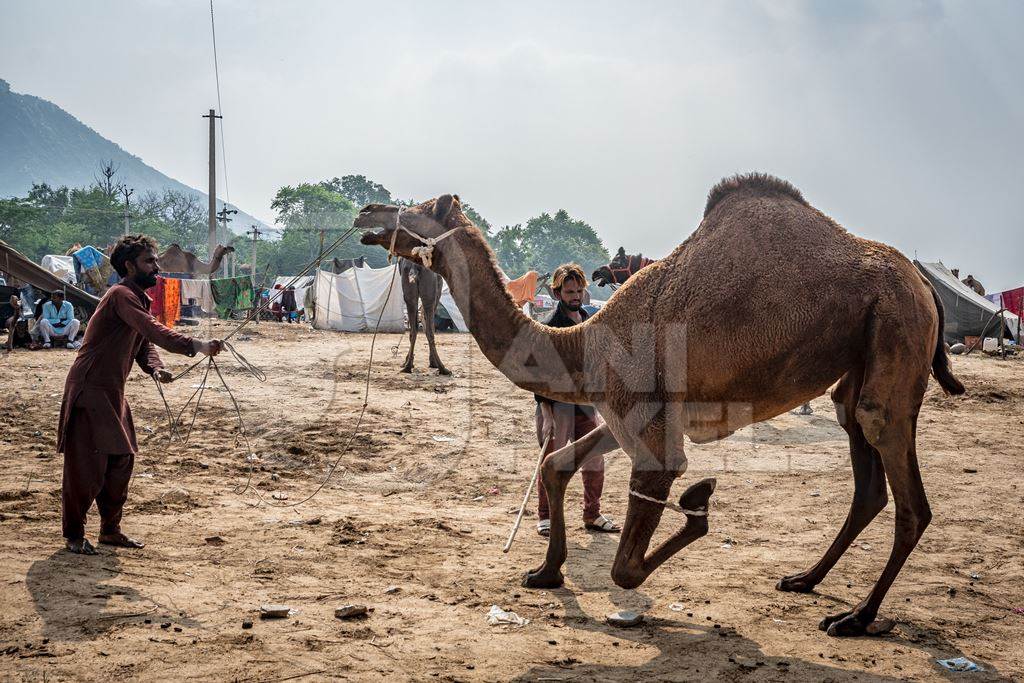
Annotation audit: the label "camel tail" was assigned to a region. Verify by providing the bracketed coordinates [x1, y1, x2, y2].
[929, 286, 965, 395]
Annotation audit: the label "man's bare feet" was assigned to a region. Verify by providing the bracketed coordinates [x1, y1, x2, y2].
[98, 532, 145, 549]
[66, 538, 98, 555]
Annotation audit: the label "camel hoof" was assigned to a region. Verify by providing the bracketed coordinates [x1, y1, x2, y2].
[399, 366, 413, 374]
[776, 574, 817, 593]
[522, 569, 564, 589]
[437, 367, 452, 376]
[679, 477, 716, 512]
[821, 611, 890, 637]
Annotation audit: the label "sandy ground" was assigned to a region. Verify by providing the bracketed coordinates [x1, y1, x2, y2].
[0, 321, 1022, 682]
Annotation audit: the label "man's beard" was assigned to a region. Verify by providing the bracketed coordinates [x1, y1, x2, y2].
[134, 271, 159, 289]
[564, 301, 582, 312]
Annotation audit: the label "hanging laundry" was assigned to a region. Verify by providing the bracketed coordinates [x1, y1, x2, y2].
[211, 276, 255, 319]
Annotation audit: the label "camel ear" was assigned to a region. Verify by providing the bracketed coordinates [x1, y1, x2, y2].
[616, 246, 625, 256]
[434, 194, 456, 223]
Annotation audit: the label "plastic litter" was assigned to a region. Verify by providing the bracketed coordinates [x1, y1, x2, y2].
[936, 657, 982, 672]
[607, 610, 644, 627]
[486, 605, 529, 627]
[668, 603, 685, 612]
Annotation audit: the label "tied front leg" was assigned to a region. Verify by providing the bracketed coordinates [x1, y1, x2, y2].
[611, 476, 715, 590]
[522, 423, 619, 589]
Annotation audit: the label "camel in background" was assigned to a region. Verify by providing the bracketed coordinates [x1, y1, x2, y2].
[591, 247, 656, 288]
[398, 257, 450, 375]
[158, 244, 234, 277]
[357, 174, 964, 637]
[331, 256, 366, 274]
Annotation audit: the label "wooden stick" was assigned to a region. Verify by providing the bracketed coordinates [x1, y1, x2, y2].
[503, 435, 550, 553]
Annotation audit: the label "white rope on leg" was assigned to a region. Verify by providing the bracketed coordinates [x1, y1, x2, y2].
[503, 435, 551, 553]
[629, 488, 708, 517]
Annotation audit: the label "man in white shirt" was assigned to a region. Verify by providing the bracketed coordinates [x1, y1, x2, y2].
[38, 290, 81, 349]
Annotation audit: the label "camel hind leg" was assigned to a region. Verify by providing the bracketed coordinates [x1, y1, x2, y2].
[424, 288, 450, 375]
[777, 369, 888, 593]
[820, 313, 932, 637]
[401, 297, 418, 373]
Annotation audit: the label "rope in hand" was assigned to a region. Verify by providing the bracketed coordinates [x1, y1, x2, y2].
[152, 222, 399, 508]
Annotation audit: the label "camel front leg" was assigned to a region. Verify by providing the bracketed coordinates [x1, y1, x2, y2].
[611, 473, 716, 589]
[522, 421, 619, 588]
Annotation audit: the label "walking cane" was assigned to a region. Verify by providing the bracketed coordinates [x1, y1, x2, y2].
[503, 435, 551, 553]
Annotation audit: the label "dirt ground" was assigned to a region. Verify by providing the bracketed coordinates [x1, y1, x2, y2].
[0, 321, 1022, 681]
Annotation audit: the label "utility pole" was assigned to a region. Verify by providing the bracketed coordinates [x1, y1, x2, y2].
[247, 224, 262, 285]
[202, 109, 222, 275]
[216, 205, 238, 277]
[247, 224, 263, 325]
[318, 228, 326, 272]
[120, 186, 134, 236]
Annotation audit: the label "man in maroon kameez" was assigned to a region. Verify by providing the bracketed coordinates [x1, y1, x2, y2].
[57, 235, 223, 555]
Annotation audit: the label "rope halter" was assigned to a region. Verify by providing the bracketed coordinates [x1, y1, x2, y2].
[629, 488, 708, 517]
[387, 206, 461, 268]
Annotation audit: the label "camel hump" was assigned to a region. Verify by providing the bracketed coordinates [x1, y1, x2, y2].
[704, 172, 808, 217]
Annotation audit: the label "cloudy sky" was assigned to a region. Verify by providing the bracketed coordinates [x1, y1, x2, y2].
[2, 0, 1022, 289]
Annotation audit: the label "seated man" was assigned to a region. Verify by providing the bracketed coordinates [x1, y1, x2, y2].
[38, 290, 81, 349]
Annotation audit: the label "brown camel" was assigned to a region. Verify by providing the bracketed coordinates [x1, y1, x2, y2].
[356, 174, 965, 637]
[961, 274, 985, 296]
[158, 244, 234, 277]
[398, 257, 450, 375]
[591, 247, 656, 288]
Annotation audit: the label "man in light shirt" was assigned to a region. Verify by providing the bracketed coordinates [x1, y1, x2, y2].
[38, 290, 81, 349]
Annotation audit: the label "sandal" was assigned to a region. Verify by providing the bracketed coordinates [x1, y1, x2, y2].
[584, 515, 621, 533]
[66, 538, 98, 555]
[537, 519, 551, 537]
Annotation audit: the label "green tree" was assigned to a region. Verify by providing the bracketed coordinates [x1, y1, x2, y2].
[490, 209, 609, 289]
[322, 175, 392, 207]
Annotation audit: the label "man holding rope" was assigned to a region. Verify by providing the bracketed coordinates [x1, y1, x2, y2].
[58, 235, 223, 555]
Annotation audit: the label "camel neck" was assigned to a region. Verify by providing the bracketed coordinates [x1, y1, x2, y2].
[433, 231, 589, 403]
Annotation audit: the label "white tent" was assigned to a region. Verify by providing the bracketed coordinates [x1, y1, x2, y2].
[438, 280, 468, 332]
[266, 275, 314, 311]
[313, 264, 405, 332]
[41, 255, 76, 284]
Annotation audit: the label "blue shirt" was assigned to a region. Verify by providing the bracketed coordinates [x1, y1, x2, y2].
[42, 299, 74, 327]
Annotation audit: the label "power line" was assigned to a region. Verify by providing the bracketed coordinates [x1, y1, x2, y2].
[209, 0, 230, 207]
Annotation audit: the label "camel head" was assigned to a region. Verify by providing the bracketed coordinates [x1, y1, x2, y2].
[592, 246, 631, 287]
[357, 194, 470, 267]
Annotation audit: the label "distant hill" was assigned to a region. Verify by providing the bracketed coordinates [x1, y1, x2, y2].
[0, 78, 269, 234]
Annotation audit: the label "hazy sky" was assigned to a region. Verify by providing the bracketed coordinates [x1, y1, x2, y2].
[2, 0, 1022, 289]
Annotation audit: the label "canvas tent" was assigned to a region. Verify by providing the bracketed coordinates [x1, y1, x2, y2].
[313, 264, 405, 332]
[0, 239, 99, 312]
[438, 280, 468, 332]
[915, 261, 1019, 342]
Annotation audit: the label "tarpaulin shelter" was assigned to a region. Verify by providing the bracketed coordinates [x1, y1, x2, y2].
[313, 264, 405, 332]
[915, 261, 1019, 342]
[0, 238, 99, 313]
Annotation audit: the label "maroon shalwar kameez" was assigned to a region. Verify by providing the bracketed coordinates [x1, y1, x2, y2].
[57, 279, 195, 540]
